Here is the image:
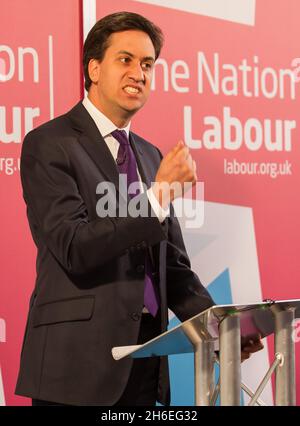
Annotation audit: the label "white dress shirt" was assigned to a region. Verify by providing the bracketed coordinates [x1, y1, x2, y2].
[82, 96, 169, 223]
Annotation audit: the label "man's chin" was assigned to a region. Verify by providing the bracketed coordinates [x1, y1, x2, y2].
[120, 102, 144, 115]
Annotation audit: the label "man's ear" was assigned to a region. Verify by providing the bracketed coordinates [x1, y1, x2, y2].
[88, 59, 100, 84]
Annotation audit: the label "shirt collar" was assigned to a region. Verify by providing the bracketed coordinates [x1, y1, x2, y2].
[82, 96, 131, 138]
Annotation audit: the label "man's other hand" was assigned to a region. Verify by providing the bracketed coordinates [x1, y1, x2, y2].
[152, 140, 197, 209]
[241, 334, 264, 362]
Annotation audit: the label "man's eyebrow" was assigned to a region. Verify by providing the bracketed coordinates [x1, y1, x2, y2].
[117, 50, 155, 62]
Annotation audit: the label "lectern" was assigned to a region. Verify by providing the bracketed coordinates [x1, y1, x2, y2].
[112, 299, 300, 406]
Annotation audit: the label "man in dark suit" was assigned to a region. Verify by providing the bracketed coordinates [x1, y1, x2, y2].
[15, 12, 262, 406]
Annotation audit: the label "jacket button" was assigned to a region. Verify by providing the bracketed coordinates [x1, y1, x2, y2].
[131, 312, 141, 321]
[136, 264, 145, 273]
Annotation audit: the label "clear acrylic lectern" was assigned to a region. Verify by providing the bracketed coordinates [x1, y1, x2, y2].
[112, 299, 300, 406]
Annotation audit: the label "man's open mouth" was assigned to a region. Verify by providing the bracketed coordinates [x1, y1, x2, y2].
[123, 85, 141, 95]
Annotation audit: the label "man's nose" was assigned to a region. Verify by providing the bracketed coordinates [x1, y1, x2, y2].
[128, 62, 145, 83]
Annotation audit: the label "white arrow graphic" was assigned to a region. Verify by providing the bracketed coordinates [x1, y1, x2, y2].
[134, 0, 256, 26]
[172, 199, 273, 405]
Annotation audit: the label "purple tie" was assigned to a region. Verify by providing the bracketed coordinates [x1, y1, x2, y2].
[111, 129, 160, 317]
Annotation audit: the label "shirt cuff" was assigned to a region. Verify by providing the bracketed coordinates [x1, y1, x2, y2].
[146, 187, 170, 223]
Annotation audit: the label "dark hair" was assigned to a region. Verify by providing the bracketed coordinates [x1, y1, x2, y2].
[83, 11, 164, 91]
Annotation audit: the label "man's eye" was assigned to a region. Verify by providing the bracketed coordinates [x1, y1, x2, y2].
[120, 57, 130, 63]
[142, 63, 153, 70]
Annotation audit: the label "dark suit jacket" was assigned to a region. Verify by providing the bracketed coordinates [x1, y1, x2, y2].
[15, 101, 214, 405]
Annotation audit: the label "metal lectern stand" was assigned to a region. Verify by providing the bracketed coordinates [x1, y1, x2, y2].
[112, 299, 300, 406]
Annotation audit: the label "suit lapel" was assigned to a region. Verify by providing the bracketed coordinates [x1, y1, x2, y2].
[129, 132, 155, 189]
[68, 102, 122, 197]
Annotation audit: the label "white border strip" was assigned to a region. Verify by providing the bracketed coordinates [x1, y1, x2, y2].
[133, 0, 256, 26]
[83, 0, 96, 94]
[0, 365, 5, 406]
[48, 35, 54, 119]
[83, 0, 97, 41]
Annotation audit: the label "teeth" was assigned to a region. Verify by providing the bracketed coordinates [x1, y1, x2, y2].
[124, 86, 139, 94]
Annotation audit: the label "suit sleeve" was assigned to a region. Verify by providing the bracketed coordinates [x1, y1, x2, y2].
[151, 147, 215, 322]
[165, 204, 215, 322]
[20, 130, 166, 276]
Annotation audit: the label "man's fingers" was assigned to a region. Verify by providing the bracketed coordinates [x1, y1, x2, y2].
[163, 140, 183, 162]
[179, 146, 190, 159]
[169, 140, 185, 159]
[193, 161, 198, 181]
[241, 351, 251, 362]
[242, 341, 264, 354]
[167, 140, 194, 166]
[241, 335, 264, 362]
[173, 140, 190, 156]
[186, 154, 193, 169]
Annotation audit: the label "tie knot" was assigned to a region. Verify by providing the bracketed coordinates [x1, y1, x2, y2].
[111, 129, 129, 146]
